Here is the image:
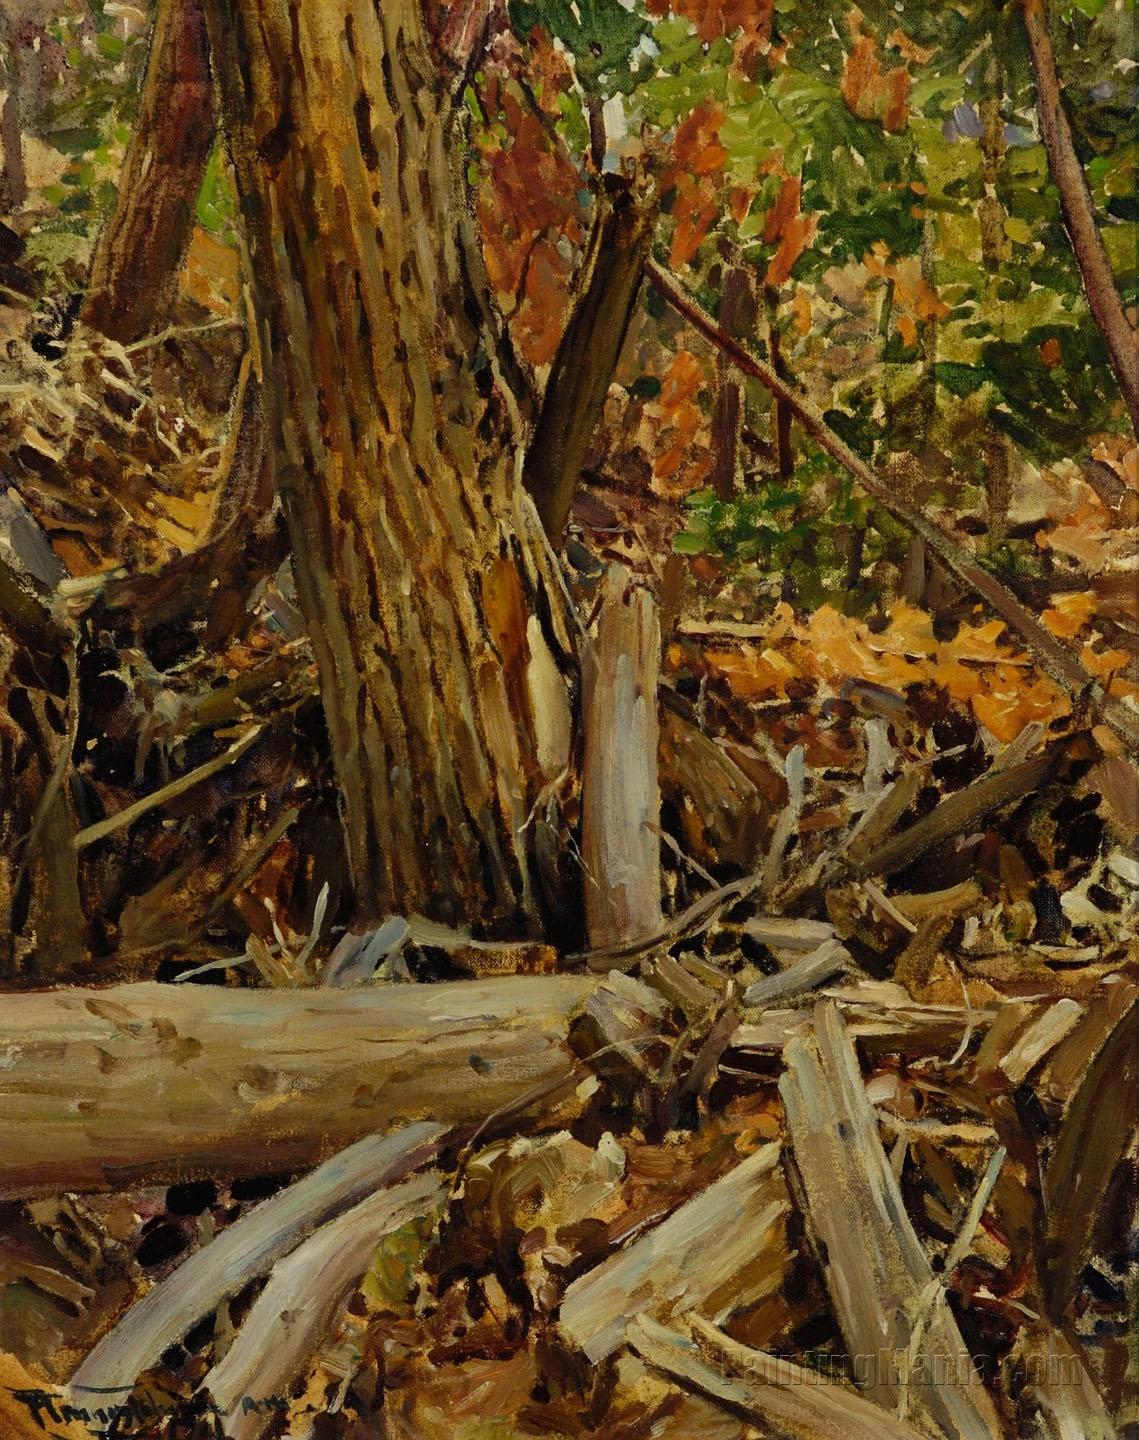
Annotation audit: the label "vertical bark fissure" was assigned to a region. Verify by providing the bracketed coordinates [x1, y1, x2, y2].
[81, 0, 216, 344]
[1021, 0, 1139, 434]
[207, 0, 571, 928]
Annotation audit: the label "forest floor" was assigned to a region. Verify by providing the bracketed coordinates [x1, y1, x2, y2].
[1, 212, 1139, 1440]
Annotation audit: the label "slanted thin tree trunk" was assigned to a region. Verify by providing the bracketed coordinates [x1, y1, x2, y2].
[81, 0, 215, 344]
[206, 0, 573, 929]
[1022, 0, 1139, 434]
[523, 176, 655, 538]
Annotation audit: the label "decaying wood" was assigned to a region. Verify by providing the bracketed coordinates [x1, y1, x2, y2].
[80, 0, 216, 344]
[780, 1000, 1003, 1440]
[1014, 1325, 1117, 1440]
[647, 261, 1139, 753]
[582, 565, 663, 949]
[203, 1169, 446, 1440]
[0, 976, 598, 1197]
[628, 1312, 930, 1440]
[559, 1140, 787, 1362]
[851, 751, 1058, 880]
[1042, 984, 1139, 1318]
[659, 705, 767, 870]
[732, 984, 995, 1060]
[69, 1124, 444, 1400]
[742, 938, 850, 1009]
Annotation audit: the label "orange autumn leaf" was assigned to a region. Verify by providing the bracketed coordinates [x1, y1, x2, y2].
[648, 0, 775, 73]
[670, 173, 721, 266]
[729, 184, 754, 225]
[841, 32, 911, 132]
[765, 211, 819, 286]
[763, 175, 802, 245]
[1042, 590, 1096, 638]
[1040, 336, 1063, 367]
[672, 102, 728, 174]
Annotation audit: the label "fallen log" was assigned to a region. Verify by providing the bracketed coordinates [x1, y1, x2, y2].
[0, 976, 599, 1198]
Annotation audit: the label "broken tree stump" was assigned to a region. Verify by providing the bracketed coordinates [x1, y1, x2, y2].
[582, 564, 663, 950]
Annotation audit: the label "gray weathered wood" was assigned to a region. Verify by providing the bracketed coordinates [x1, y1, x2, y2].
[69, 1124, 444, 1399]
[779, 1001, 1002, 1440]
[582, 564, 663, 949]
[559, 1141, 787, 1362]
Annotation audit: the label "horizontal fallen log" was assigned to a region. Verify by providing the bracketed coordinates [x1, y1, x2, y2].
[0, 976, 599, 1198]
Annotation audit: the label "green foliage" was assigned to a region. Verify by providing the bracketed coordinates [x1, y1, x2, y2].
[508, 0, 651, 94]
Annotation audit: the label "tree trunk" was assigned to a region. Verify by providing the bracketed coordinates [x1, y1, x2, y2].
[1021, 0, 1139, 434]
[763, 285, 793, 480]
[206, 0, 572, 930]
[523, 176, 654, 538]
[81, 0, 215, 344]
[0, 7, 44, 215]
[710, 264, 752, 500]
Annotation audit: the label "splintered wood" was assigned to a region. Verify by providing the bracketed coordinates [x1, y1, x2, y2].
[559, 1140, 788, 1362]
[780, 1000, 1003, 1440]
[582, 564, 663, 950]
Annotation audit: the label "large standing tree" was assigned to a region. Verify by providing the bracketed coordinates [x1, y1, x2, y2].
[204, 0, 575, 931]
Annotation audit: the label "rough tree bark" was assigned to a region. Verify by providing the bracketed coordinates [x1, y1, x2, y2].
[523, 175, 655, 537]
[205, 0, 573, 929]
[81, 0, 215, 343]
[1021, 0, 1139, 434]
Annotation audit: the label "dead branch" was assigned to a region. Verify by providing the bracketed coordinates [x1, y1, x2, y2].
[559, 1140, 787, 1362]
[1021, 0, 1139, 434]
[68, 1124, 445, 1399]
[628, 1312, 930, 1440]
[203, 1168, 446, 1440]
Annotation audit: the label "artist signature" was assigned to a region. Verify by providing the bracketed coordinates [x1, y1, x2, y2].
[8, 1384, 288, 1437]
